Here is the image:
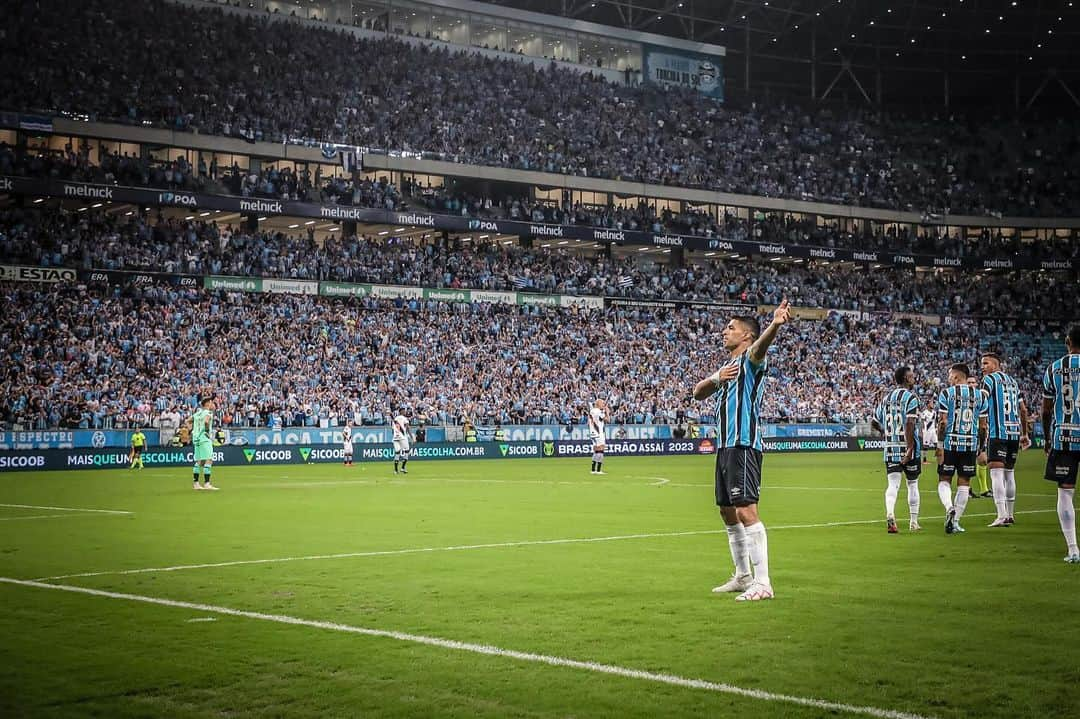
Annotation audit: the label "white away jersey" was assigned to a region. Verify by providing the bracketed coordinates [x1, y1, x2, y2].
[589, 407, 606, 438]
[342, 425, 352, 450]
[393, 415, 409, 440]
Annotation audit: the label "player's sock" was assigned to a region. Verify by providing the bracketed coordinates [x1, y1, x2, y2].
[193, 464, 200, 484]
[989, 467, 1006, 518]
[906, 479, 920, 523]
[1057, 488, 1078, 555]
[937, 481, 953, 511]
[1004, 469, 1017, 518]
[596, 453, 603, 472]
[203, 465, 212, 485]
[725, 522, 751, 577]
[394, 460, 399, 472]
[401, 458, 408, 471]
[743, 522, 770, 585]
[976, 467, 989, 495]
[885, 472, 901, 518]
[138, 457, 143, 469]
[590, 460, 597, 472]
[954, 485, 970, 520]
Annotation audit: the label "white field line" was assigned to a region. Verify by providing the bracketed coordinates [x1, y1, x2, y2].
[33, 510, 1056, 583]
[0, 514, 104, 522]
[0, 503, 132, 515]
[0, 576, 934, 719]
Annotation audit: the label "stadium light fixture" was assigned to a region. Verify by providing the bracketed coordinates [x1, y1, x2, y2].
[185, 216, 195, 221]
[479, 235, 489, 239]
[199, 211, 211, 217]
[304, 221, 315, 225]
[32, 198, 44, 203]
[394, 227, 406, 232]
[288, 223, 299, 229]
[257, 216, 267, 221]
[91, 203, 102, 208]
[378, 230, 389, 235]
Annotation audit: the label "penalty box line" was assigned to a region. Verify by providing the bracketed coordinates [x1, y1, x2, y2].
[0, 576, 934, 719]
[33, 510, 1055, 582]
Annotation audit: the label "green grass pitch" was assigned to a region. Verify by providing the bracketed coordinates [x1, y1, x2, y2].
[0, 451, 1076, 719]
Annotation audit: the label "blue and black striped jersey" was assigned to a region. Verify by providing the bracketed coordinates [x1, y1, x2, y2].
[936, 384, 988, 452]
[714, 353, 768, 451]
[1042, 354, 1080, 451]
[874, 388, 922, 464]
[982, 371, 1023, 441]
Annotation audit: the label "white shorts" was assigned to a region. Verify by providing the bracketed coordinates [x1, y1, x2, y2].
[922, 432, 937, 448]
[393, 438, 410, 454]
[342, 442, 353, 455]
[591, 434, 606, 450]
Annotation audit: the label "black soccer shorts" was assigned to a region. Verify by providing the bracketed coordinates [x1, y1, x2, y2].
[938, 450, 976, 479]
[1044, 449, 1080, 486]
[715, 446, 762, 508]
[987, 439, 1020, 469]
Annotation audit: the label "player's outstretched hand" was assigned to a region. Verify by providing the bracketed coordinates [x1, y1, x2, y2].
[772, 299, 791, 326]
[1020, 435, 1032, 451]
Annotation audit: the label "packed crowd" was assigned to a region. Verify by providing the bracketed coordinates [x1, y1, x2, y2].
[1, 207, 1075, 317]
[7, 138, 1078, 264]
[4, 0, 1080, 216]
[0, 279, 1059, 433]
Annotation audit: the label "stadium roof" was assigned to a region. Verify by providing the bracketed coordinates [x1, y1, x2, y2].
[479, 0, 1080, 111]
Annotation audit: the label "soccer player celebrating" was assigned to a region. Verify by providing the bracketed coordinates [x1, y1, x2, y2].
[191, 396, 218, 490]
[393, 411, 411, 474]
[342, 421, 354, 467]
[981, 352, 1029, 527]
[589, 399, 608, 475]
[935, 365, 988, 533]
[967, 376, 991, 499]
[693, 299, 790, 602]
[1042, 325, 1080, 563]
[129, 427, 146, 470]
[871, 366, 923, 533]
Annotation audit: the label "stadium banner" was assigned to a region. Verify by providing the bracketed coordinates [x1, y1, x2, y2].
[560, 295, 604, 309]
[762, 437, 862, 452]
[517, 292, 562, 306]
[226, 427, 394, 445]
[3, 176, 1076, 271]
[544, 439, 714, 457]
[0, 429, 160, 450]
[79, 269, 201, 288]
[370, 284, 423, 299]
[642, 43, 724, 99]
[605, 297, 754, 313]
[472, 290, 517, 304]
[0, 263, 77, 283]
[0, 442, 538, 472]
[263, 278, 318, 295]
[763, 423, 852, 438]
[475, 424, 672, 442]
[423, 288, 472, 303]
[320, 281, 373, 297]
[204, 275, 263, 292]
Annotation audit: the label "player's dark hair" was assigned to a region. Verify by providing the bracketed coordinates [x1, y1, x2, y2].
[950, 363, 970, 379]
[733, 315, 760, 338]
[894, 366, 911, 385]
[1068, 325, 1080, 348]
[981, 351, 1002, 364]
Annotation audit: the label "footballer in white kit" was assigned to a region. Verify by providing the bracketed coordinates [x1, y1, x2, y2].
[342, 422, 354, 466]
[921, 407, 937, 461]
[589, 400, 608, 475]
[393, 413, 411, 474]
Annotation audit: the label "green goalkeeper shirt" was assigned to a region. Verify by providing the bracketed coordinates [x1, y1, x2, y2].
[192, 409, 213, 444]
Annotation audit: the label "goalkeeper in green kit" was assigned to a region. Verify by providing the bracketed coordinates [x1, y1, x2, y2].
[191, 395, 219, 491]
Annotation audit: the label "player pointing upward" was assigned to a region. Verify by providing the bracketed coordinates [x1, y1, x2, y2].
[693, 299, 790, 602]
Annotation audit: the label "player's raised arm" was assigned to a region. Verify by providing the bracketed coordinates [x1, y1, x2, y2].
[749, 299, 790, 365]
